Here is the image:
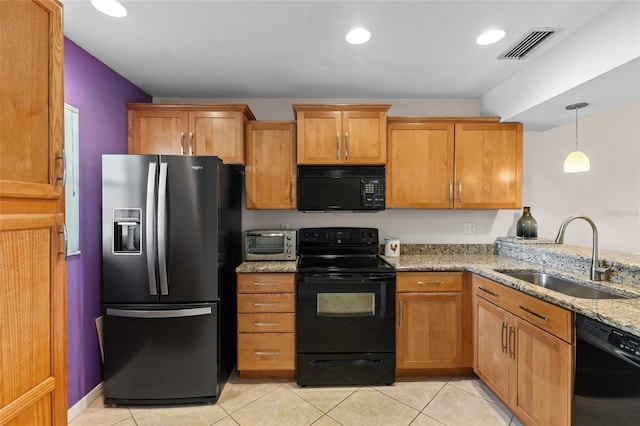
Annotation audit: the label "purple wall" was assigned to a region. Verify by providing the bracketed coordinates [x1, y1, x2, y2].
[64, 38, 151, 407]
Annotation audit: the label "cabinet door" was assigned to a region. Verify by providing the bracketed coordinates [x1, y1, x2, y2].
[454, 123, 522, 209]
[511, 317, 572, 426]
[397, 292, 463, 369]
[473, 296, 511, 403]
[296, 110, 342, 164]
[245, 122, 296, 209]
[190, 111, 245, 163]
[128, 109, 188, 155]
[342, 110, 386, 164]
[387, 123, 454, 208]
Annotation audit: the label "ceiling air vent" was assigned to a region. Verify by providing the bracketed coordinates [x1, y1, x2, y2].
[498, 28, 558, 60]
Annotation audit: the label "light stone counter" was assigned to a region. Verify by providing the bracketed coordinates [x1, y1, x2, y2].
[236, 260, 297, 273]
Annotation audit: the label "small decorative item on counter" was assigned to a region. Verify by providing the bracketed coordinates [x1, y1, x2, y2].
[516, 206, 538, 239]
[384, 237, 400, 257]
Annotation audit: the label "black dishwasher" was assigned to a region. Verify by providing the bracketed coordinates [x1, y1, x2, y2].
[574, 314, 640, 425]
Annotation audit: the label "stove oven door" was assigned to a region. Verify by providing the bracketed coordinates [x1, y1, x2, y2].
[296, 272, 396, 386]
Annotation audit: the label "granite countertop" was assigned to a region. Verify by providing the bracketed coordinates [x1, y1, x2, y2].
[236, 260, 297, 273]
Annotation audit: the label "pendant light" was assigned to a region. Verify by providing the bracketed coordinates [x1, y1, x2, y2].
[563, 102, 591, 173]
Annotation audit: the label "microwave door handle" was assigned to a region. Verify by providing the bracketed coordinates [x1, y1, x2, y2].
[360, 179, 366, 207]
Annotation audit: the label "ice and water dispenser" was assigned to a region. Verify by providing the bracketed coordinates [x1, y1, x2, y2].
[112, 208, 141, 255]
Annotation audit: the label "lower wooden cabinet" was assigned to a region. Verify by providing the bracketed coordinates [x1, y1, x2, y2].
[472, 274, 573, 426]
[236, 273, 295, 377]
[396, 272, 472, 373]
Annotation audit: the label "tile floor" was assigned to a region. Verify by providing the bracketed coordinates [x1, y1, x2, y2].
[69, 372, 524, 426]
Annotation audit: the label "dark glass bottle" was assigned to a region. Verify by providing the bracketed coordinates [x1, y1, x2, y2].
[516, 206, 538, 239]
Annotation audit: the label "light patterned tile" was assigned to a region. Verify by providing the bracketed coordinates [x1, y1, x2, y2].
[133, 404, 227, 426]
[68, 406, 132, 426]
[214, 415, 241, 425]
[328, 388, 420, 426]
[423, 385, 512, 426]
[217, 380, 285, 413]
[287, 383, 359, 412]
[114, 418, 138, 425]
[231, 386, 323, 426]
[410, 413, 447, 426]
[510, 414, 525, 426]
[311, 415, 343, 426]
[447, 377, 504, 404]
[371, 377, 448, 411]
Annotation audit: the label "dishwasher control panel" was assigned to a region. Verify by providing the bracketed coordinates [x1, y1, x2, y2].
[611, 329, 640, 356]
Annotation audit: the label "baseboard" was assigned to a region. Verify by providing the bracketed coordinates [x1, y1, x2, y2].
[67, 382, 103, 422]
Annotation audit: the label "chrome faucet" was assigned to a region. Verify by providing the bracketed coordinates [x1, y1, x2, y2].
[555, 216, 613, 281]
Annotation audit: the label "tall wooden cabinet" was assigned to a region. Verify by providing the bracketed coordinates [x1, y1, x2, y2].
[293, 104, 390, 164]
[386, 117, 522, 209]
[0, 0, 67, 424]
[472, 275, 573, 426]
[127, 103, 255, 164]
[245, 121, 297, 209]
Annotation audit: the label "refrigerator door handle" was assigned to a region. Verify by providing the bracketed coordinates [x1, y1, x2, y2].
[106, 307, 212, 318]
[158, 162, 169, 296]
[145, 163, 158, 296]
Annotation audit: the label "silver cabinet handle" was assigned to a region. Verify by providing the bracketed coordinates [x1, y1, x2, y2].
[254, 322, 280, 327]
[56, 149, 67, 187]
[416, 280, 444, 285]
[458, 180, 463, 203]
[290, 179, 295, 203]
[254, 351, 280, 356]
[519, 305, 548, 321]
[336, 133, 340, 159]
[59, 224, 68, 260]
[345, 132, 349, 159]
[501, 322, 508, 353]
[180, 132, 185, 155]
[158, 162, 169, 296]
[478, 286, 499, 297]
[449, 180, 453, 202]
[399, 301, 403, 328]
[252, 282, 280, 287]
[146, 163, 158, 296]
[189, 132, 193, 155]
[508, 325, 516, 359]
[254, 303, 279, 307]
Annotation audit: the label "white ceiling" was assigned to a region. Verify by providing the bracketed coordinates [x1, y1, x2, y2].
[61, 0, 640, 130]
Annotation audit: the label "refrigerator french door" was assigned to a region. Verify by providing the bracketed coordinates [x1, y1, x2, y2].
[101, 154, 240, 405]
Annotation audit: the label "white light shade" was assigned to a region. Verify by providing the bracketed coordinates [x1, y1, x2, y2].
[91, 0, 128, 18]
[346, 28, 371, 45]
[563, 150, 591, 173]
[476, 29, 506, 45]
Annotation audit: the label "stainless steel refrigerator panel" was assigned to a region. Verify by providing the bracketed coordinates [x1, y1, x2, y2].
[160, 155, 221, 303]
[102, 155, 160, 303]
[103, 303, 219, 404]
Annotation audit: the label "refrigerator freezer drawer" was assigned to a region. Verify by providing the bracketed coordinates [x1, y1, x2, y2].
[103, 303, 219, 405]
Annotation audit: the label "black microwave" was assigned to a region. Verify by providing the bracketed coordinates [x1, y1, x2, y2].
[297, 166, 385, 211]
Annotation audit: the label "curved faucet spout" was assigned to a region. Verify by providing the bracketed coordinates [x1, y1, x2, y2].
[554, 216, 612, 281]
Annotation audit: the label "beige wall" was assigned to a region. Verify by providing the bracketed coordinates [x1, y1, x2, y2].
[157, 97, 640, 253]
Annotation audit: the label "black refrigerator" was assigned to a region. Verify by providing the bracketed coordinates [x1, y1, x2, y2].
[101, 154, 241, 405]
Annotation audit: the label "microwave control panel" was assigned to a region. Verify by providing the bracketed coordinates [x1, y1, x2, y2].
[362, 178, 385, 209]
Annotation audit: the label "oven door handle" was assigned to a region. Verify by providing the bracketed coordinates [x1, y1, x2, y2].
[309, 359, 385, 367]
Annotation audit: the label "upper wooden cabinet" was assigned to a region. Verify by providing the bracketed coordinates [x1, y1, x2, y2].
[127, 103, 256, 164]
[293, 104, 390, 165]
[1, 0, 67, 424]
[245, 121, 297, 209]
[386, 117, 522, 209]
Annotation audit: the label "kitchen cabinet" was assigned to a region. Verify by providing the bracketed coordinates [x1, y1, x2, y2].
[293, 104, 390, 165]
[127, 103, 256, 164]
[237, 273, 295, 378]
[245, 121, 296, 209]
[0, 0, 67, 424]
[396, 272, 472, 373]
[386, 117, 522, 209]
[472, 275, 573, 426]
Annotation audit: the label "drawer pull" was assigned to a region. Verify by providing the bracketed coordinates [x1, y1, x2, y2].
[519, 305, 548, 321]
[416, 280, 444, 285]
[254, 322, 279, 327]
[501, 322, 508, 353]
[508, 326, 516, 358]
[255, 351, 280, 356]
[253, 303, 279, 307]
[252, 282, 280, 287]
[478, 286, 499, 297]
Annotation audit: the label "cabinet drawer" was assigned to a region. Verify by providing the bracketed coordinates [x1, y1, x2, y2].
[238, 313, 295, 333]
[237, 273, 295, 293]
[473, 275, 573, 343]
[238, 293, 295, 313]
[397, 272, 463, 292]
[238, 333, 295, 371]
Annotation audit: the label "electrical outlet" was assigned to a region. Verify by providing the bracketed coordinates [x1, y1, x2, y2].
[463, 222, 477, 235]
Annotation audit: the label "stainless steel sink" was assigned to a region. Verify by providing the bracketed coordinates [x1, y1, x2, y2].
[497, 271, 629, 299]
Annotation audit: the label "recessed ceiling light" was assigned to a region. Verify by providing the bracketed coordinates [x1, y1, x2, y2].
[91, 0, 128, 18]
[476, 29, 506, 45]
[346, 28, 371, 45]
